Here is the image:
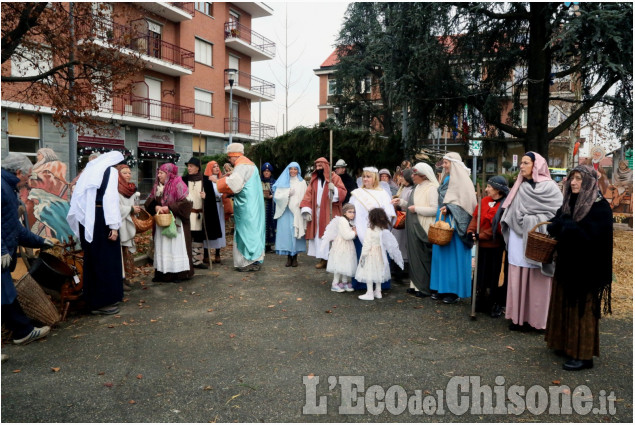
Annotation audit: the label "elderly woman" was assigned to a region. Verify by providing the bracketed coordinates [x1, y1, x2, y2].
[272, 162, 308, 267]
[467, 176, 509, 317]
[390, 168, 414, 281]
[545, 165, 613, 371]
[501, 152, 563, 331]
[67, 151, 124, 315]
[350, 167, 396, 293]
[261, 163, 277, 252]
[145, 163, 193, 283]
[116, 164, 140, 291]
[429, 152, 477, 304]
[202, 161, 226, 264]
[400, 162, 439, 297]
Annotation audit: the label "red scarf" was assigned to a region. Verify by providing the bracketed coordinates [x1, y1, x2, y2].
[115, 164, 136, 198]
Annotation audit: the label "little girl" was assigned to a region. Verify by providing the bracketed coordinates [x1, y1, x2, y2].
[322, 203, 358, 293]
[355, 208, 404, 300]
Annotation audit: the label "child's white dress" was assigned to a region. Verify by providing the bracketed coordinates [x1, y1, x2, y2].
[354, 227, 404, 285]
[322, 216, 357, 277]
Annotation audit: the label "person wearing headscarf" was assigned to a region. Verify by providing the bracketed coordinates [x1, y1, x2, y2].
[144, 163, 193, 282]
[67, 151, 125, 315]
[300, 157, 347, 269]
[467, 175, 509, 317]
[261, 162, 277, 252]
[545, 165, 613, 371]
[183, 157, 217, 269]
[116, 164, 140, 291]
[202, 161, 226, 264]
[272, 162, 308, 267]
[213, 143, 265, 272]
[349, 166, 396, 294]
[390, 168, 414, 282]
[397, 162, 439, 297]
[501, 152, 563, 331]
[3, 153, 54, 344]
[430, 152, 477, 304]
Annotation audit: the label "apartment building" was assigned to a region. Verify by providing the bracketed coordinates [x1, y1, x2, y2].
[315, 48, 580, 176]
[1, 2, 276, 194]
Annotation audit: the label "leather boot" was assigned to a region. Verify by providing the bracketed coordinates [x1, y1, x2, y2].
[315, 259, 327, 269]
[285, 255, 292, 267]
[291, 255, 298, 267]
[214, 249, 221, 264]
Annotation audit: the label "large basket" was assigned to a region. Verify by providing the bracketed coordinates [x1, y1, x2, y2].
[428, 220, 454, 246]
[14, 273, 61, 326]
[132, 208, 154, 233]
[525, 221, 557, 263]
[154, 212, 172, 227]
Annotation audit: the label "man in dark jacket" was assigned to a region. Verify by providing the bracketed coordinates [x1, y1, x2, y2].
[2, 153, 54, 351]
[334, 159, 357, 204]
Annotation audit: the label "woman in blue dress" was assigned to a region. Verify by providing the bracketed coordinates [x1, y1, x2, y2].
[430, 152, 477, 304]
[272, 162, 308, 267]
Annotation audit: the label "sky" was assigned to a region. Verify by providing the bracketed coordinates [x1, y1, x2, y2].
[249, 2, 350, 137]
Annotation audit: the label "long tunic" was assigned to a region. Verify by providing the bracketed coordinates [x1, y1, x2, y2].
[262, 178, 277, 247]
[80, 168, 123, 309]
[217, 156, 265, 267]
[203, 180, 226, 250]
[273, 178, 307, 256]
[303, 180, 339, 260]
[430, 176, 473, 298]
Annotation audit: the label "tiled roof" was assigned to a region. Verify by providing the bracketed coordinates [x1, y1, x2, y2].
[320, 49, 339, 68]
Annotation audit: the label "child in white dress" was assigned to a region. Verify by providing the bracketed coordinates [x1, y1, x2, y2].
[355, 208, 404, 300]
[322, 204, 358, 293]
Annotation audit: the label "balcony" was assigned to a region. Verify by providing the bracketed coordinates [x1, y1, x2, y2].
[225, 70, 275, 102]
[77, 16, 194, 76]
[136, 2, 194, 22]
[224, 22, 275, 61]
[224, 118, 276, 140]
[96, 93, 194, 126]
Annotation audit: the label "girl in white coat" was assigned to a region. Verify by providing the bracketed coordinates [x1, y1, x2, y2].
[322, 203, 357, 293]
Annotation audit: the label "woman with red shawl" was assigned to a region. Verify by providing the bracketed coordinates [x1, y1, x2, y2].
[116, 164, 140, 291]
[144, 163, 193, 282]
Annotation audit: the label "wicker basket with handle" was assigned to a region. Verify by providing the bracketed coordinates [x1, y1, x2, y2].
[525, 221, 557, 263]
[154, 212, 172, 227]
[428, 214, 454, 246]
[132, 208, 154, 233]
[14, 273, 61, 326]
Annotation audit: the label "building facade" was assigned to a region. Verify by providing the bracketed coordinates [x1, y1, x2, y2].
[1, 2, 276, 195]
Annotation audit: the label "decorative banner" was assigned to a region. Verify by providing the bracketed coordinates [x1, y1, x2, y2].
[138, 129, 175, 150]
[78, 126, 125, 146]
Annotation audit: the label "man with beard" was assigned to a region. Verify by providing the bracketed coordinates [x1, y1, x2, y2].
[300, 158, 347, 268]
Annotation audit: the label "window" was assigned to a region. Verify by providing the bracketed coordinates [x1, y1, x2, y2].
[195, 89, 213, 116]
[195, 2, 213, 16]
[328, 78, 337, 96]
[192, 135, 206, 154]
[147, 21, 162, 59]
[521, 107, 528, 127]
[8, 137, 39, 162]
[195, 38, 213, 67]
[360, 76, 371, 94]
[548, 105, 568, 128]
[11, 45, 53, 80]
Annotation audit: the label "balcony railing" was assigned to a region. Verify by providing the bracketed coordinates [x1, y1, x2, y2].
[98, 93, 194, 126]
[225, 69, 275, 99]
[224, 118, 276, 140]
[171, 2, 194, 16]
[77, 15, 194, 71]
[224, 22, 275, 58]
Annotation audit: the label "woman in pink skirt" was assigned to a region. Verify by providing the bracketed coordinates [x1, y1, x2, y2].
[500, 152, 562, 331]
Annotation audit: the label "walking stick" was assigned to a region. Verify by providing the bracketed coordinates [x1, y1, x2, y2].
[329, 129, 333, 221]
[470, 183, 482, 320]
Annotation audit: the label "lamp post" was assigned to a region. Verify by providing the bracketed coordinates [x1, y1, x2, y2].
[225, 68, 237, 145]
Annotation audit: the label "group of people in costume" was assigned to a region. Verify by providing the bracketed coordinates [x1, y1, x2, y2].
[1, 143, 616, 372]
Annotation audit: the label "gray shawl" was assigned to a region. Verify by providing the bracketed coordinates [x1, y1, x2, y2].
[501, 179, 563, 276]
[438, 176, 474, 247]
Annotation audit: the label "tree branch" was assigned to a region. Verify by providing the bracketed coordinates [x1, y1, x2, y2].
[465, 5, 530, 21]
[1, 3, 49, 64]
[1, 60, 80, 82]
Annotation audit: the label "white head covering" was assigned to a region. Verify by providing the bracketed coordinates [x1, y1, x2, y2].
[412, 162, 439, 187]
[440, 152, 477, 214]
[67, 151, 123, 243]
[226, 142, 244, 154]
[335, 159, 347, 167]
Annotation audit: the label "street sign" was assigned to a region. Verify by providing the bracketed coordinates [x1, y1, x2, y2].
[512, 154, 518, 167]
[469, 139, 482, 157]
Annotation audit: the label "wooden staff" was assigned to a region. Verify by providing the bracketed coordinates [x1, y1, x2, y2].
[329, 129, 333, 220]
[470, 182, 482, 320]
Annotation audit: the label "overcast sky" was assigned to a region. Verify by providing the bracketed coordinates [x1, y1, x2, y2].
[250, 2, 350, 136]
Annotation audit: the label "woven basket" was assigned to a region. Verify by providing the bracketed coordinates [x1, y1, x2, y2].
[14, 273, 61, 326]
[428, 221, 454, 246]
[525, 221, 557, 263]
[154, 212, 172, 227]
[132, 208, 154, 233]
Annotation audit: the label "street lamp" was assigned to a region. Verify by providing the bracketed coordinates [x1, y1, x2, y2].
[225, 68, 237, 145]
[333, 106, 340, 125]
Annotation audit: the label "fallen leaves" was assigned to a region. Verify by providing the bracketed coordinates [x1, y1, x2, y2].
[506, 346, 515, 351]
[12, 369, 21, 373]
[137, 374, 143, 379]
[104, 382, 114, 387]
[51, 367, 60, 372]
[216, 322, 223, 326]
[325, 310, 332, 314]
